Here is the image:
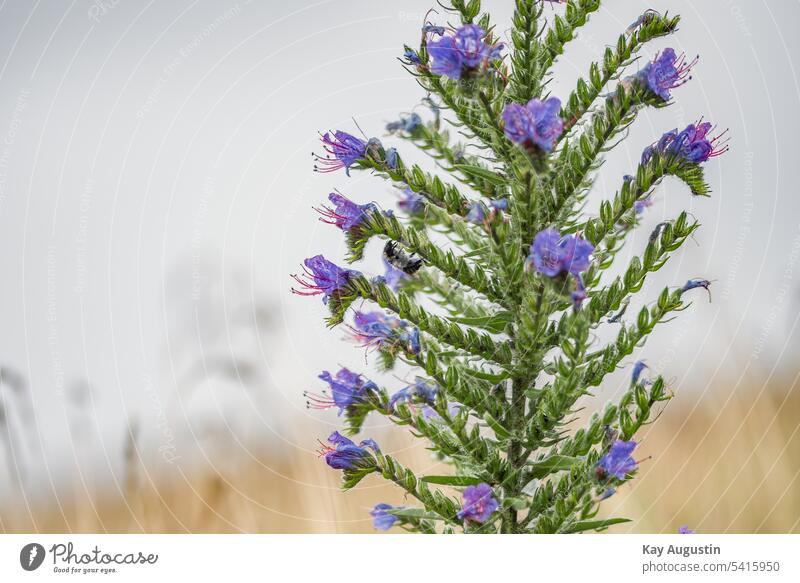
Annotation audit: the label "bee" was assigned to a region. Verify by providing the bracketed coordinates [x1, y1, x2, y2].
[383, 241, 424, 275]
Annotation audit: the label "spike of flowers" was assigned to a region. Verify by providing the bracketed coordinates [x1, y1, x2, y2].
[295, 2, 726, 534]
[427, 24, 503, 80]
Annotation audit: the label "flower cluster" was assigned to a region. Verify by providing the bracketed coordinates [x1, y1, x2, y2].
[527, 228, 593, 277]
[502, 97, 564, 153]
[526, 228, 594, 309]
[635, 48, 697, 101]
[642, 121, 729, 165]
[427, 24, 503, 80]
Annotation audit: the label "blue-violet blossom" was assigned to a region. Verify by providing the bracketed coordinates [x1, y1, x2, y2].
[314, 131, 367, 176]
[306, 367, 377, 414]
[371, 503, 400, 530]
[637, 48, 697, 101]
[527, 228, 594, 277]
[319, 431, 379, 471]
[427, 25, 503, 80]
[596, 439, 638, 480]
[292, 255, 360, 304]
[457, 483, 499, 523]
[315, 192, 376, 231]
[502, 97, 564, 153]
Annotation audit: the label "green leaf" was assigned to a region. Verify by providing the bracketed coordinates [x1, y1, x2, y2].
[421, 475, 484, 486]
[386, 508, 444, 521]
[483, 413, 511, 439]
[461, 368, 511, 383]
[563, 517, 631, 533]
[453, 163, 506, 186]
[527, 455, 583, 478]
[448, 312, 512, 334]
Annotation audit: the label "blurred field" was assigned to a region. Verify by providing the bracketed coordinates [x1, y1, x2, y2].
[2, 377, 798, 534]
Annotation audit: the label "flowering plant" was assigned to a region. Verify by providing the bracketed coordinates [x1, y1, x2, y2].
[294, 0, 726, 533]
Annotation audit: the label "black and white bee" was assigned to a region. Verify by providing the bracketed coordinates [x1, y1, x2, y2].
[383, 241, 424, 275]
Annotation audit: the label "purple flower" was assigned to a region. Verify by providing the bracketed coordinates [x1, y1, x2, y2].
[678, 525, 696, 534]
[386, 113, 422, 134]
[398, 187, 425, 215]
[314, 131, 367, 176]
[428, 36, 463, 79]
[527, 228, 594, 277]
[457, 483, 499, 523]
[349, 311, 421, 355]
[597, 440, 637, 480]
[632, 360, 648, 384]
[305, 368, 377, 415]
[638, 48, 697, 101]
[371, 503, 400, 530]
[382, 257, 409, 291]
[388, 379, 439, 411]
[670, 122, 729, 163]
[502, 97, 564, 153]
[427, 25, 502, 80]
[318, 431, 379, 471]
[453, 24, 488, 68]
[291, 255, 360, 304]
[643, 122, 728, 166]
[315, 192, 377, 231]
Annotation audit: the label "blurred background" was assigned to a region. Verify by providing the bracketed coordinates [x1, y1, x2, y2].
[0, 0, 798, 533]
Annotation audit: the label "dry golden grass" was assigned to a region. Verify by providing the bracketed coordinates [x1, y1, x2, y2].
[3, 379, 798, 534]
